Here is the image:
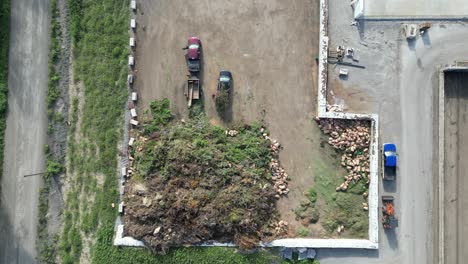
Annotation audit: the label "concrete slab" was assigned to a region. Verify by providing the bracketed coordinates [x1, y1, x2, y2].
[440, 69, 468, 264]
[364, 0, 468, 18]
[322, 3, 468, 262]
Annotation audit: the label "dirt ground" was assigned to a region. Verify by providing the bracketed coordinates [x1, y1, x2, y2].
[133, 0, 322, 232]
[443, 72, 468, 264]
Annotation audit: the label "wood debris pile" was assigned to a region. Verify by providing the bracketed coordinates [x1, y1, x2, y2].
[270, 220, 289, 236]
[261, 128, 289, 197]
[225, 129, 239, 137]
[315, 117, 371, 193]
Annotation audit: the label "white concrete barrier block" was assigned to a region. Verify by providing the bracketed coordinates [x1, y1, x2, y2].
[130, 0, 136, 10]
[128, 137, 135, 147]
[128, 56, 134, 66]
[130, 119, 139, 126]
[114, 225, 145, 247]
[131, 92, 137, 102]
[127, 74, 134, 84]
[130, 108, 137, 118]
[130, 19, 136, 29]
[129, 37, 135, 47]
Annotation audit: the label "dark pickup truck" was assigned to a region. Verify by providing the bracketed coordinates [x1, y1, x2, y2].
[217, 70, 232, 92]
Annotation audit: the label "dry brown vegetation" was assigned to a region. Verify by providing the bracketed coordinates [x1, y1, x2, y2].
[124, 100, 289, 253]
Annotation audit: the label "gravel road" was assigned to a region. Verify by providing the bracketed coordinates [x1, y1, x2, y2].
[0, 0, 50, 263]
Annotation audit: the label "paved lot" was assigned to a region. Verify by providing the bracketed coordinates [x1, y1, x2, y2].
[443, 72, 468, 264]
[321, 1, 468, 263]
[134, 0, 322, 231]
[364, 0, 468, 18]
[0, 0, 49, 263]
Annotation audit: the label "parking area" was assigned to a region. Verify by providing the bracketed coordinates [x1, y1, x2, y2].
[442, 71, 468, 264]
[320, 1, 468, 263]
[363, 0, 468, 18]
[133, 0, 327, 233]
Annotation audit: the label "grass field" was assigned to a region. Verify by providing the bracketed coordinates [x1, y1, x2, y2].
[312, 157, 368, 237]
[292, 131, 369, 238]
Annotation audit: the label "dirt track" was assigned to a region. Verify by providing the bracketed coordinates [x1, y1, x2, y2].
[134, 0, 320, 230]
[0, 0, 49, 263]
[443, 71, 468, 264]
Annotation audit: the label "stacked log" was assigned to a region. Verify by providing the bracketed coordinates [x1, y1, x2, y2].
[315, 118, 371, 195]
[261, 128, 289, 197]
[337, 225, 345, 234]
[270, 159, 289, 197]
[270, 220, 289, 236]
[225, 130, 239, 137]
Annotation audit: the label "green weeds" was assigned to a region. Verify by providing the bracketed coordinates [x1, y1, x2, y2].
[37, 0, 66, 262]
[313, 158, 368, 237]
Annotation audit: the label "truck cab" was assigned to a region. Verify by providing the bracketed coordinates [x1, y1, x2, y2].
[185, 37, 201, 73]
[382, 143, 397, 180]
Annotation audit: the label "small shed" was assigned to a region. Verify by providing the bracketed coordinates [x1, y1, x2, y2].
[121, 167, 127, 177]
[130, 19, 136, 30]
[128, 56, 134, 66]
[130, 119, 139, 126]
[130, 108, 137, 118]
[129, 37, 135, 48]
[128, 137, 135, 147]
[131, 92, 137, 102]
[130, 0, 136, 10]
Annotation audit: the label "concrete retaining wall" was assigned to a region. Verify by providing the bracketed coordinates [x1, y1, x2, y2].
[315, 0, 379, 249]
[352, 0, 364, 19]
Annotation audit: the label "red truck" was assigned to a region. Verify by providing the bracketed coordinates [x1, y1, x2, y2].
[183, 37, 201, 107]
[184, 37, 201, 73]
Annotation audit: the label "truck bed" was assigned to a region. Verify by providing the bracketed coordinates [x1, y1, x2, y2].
[186, 78, 200, 107]
[383, 166, 396, 180]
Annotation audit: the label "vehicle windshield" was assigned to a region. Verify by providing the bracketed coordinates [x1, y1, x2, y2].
[189, 44, 199, 50]
[220, 76, 230, 82]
